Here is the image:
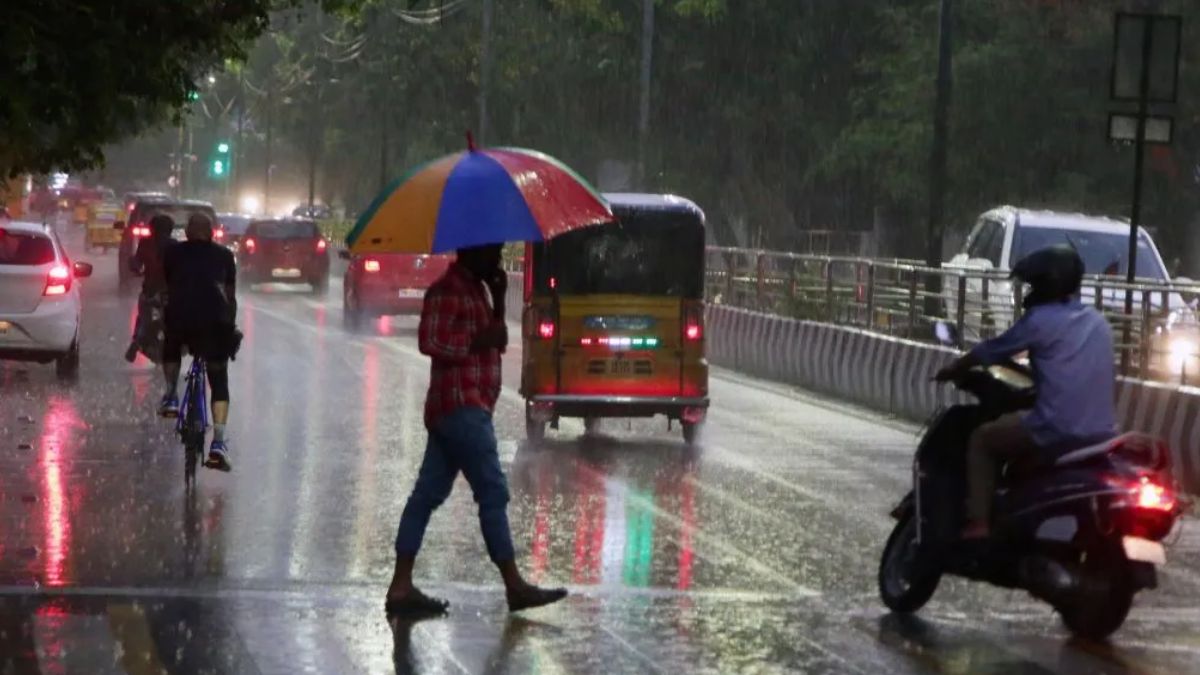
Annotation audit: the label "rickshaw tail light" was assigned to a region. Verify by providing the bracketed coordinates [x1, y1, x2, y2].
[685, 324, 702, 341]
[316, 238, 327, 252]
[538, 320, 556, 339]
[363, 258, 380, 273]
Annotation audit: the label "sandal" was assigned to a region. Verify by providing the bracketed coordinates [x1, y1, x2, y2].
[384, 588, 450, 617]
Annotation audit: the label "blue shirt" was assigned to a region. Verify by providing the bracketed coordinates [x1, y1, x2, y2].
[969, 299, 1117, 448]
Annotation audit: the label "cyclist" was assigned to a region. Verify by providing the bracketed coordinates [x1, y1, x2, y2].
[161, 213, 240, 472]
[124, 214, 176, 362]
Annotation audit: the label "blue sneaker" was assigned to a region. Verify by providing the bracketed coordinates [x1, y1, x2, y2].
[204, 440, 232, 472]
[159, 394, 179, 418]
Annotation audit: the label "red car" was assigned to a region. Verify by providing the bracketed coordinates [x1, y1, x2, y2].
[237, 219, 330, 294]
[342, 253, 451, 329]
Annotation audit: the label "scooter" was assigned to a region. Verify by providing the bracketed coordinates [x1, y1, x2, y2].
[132, 292, 166, 364]
[878, 326, 1185, 640]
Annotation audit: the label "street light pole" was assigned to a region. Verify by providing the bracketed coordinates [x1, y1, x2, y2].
[479, 0, 493, 145]
[926, 0, 953, 271]
[636, 0, 655, 187]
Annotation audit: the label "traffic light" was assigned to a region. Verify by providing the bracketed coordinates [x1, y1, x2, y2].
[209, 141, 231, 180]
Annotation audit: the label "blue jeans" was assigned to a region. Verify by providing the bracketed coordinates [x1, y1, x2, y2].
[394, 407, 515, 563]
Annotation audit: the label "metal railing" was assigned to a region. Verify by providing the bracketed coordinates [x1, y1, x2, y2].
[705, 247, 1200, 386]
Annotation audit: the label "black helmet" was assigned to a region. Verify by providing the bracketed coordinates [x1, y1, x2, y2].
[1010, 244, 1085, 307]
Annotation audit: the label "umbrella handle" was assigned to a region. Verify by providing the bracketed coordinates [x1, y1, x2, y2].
[466, 131, 477, 152]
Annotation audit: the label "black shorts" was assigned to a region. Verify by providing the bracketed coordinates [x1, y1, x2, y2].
[163, 323, 240, 363]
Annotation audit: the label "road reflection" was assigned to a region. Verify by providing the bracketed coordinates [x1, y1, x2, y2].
[40, 396, 82, 587]
[511, 436, 699, 593]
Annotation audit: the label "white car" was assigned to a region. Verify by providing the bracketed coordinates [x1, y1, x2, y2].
[0, 220, 93, 379]
[944, 206, 1184, 340]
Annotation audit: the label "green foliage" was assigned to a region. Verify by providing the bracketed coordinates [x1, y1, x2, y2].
[95, 0, 1200, 268]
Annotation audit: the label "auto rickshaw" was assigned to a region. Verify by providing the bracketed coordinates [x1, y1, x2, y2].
[85, 202, 124, 252]
[520, 193, 709, 444]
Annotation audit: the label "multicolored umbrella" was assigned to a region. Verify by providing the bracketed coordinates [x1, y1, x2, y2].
[345, 138, 613, 254]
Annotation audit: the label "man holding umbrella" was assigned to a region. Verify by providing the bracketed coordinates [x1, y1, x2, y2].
[349, 139, 613, 616]
[385, 243, 566, 615]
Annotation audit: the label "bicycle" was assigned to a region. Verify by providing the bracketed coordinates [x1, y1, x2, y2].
[176, 356, 208, 483]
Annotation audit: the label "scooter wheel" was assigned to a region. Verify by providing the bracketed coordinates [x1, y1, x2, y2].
[1058, 558, 1133, 640]
[879, 513, 941, 613]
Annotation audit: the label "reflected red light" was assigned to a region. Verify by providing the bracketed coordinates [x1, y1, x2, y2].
[538, 321, 555, 339]
[677, 473, 696, 591]
[40, 397, 80, 587]
[549, 277, 557, 289]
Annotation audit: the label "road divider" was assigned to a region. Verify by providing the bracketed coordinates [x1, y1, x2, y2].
[705, 304, 1200, 494]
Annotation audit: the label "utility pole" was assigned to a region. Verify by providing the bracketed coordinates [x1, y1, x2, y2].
[479, 0, 493, 145]
[924, 0, 953, 317]
[264, 86, 273, 213]
[636, 0, 655, 187]
[233, 69, 245, 208]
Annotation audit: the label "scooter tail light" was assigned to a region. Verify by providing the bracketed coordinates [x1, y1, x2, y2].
[1134, 477, 1175, 512]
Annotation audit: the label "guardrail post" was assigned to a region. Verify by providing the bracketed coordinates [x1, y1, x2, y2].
[907, 272, 919, 336]
[825, 260, 835, 322]
[724, 252, 735, 306]
[955, 274, 967, 338]
[864, 263, 876, 329]
[1011, 282, 1023, 325]
[755, 253, 766, 311]
[1138, 289, 1152, 380]
[980, 277, 991, 336]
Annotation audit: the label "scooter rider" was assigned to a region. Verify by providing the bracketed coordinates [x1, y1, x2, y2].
[935, 245, 1117, 540]
[124, 214, 176, 362]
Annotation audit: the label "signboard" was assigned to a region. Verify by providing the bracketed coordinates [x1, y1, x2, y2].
[1111, 13, 1181, 103]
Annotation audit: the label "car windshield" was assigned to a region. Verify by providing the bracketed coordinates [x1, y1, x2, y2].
[252, 220, 319, 239]
[1013, 227, 1166, 281]
[0, 231, 55, 265]
[533, 210, 704, 297]
[219, 215, 253, 235]
[132, 204, 216, 229]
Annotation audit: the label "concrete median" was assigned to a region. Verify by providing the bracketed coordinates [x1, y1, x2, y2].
[706, 304, 1200, 494]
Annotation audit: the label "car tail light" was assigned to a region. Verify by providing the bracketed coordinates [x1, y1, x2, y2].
[131, 225, 151, 238]
[214, 228, 225, 241]
[363, 258, 381, 273]
[1133, 477, 1175, 512]
[243, 237, 256, 254]
[316, 238, 327, 252]
[45, 264, 71, 296]
[538, 319, 556, 339]
[683, 303, 703, 342]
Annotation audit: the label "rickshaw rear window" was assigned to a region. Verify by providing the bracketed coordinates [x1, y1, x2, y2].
[533, 211, 704, 297]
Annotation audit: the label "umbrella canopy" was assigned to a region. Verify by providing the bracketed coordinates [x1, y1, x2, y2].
[346, 144, 613, 254]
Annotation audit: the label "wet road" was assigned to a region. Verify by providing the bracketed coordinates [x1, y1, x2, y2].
[3, 222, 1200, 674]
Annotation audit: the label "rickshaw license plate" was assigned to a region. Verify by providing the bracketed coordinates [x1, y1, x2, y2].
[272, 268, 302, 279]
[398, 289, 423, 298]
[1122, 536, 1165, 564]
[608, 359, 651, 375]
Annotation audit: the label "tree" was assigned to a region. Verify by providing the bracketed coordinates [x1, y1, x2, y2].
[0, 0, 353, 178]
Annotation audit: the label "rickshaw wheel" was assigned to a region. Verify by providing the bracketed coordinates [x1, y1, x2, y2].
[525, 408, 546, 444]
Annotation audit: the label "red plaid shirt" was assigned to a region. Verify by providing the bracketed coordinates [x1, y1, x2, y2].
[419, 262, 503, 429]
